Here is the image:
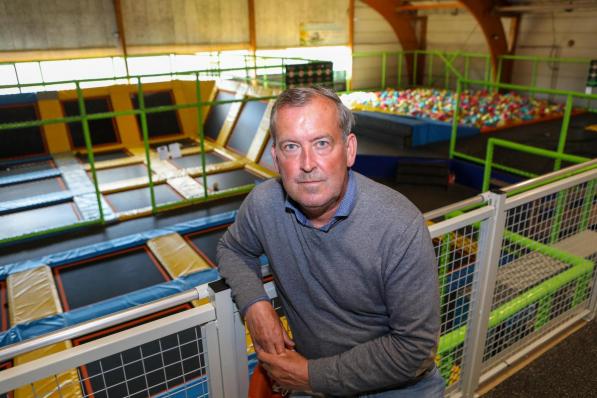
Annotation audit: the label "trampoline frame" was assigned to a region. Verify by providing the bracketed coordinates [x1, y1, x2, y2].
[61, 95, 122, 151]
[52, 246, 170, 312]
[184, 223, 231, 267]
[224, 98, 269, 157]
[0, 281, 7, 332]
[103, 182, 185, 214]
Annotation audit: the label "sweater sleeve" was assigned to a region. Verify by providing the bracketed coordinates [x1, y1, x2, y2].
[308, 215, 440, 395]
[216, 191, 268, 314]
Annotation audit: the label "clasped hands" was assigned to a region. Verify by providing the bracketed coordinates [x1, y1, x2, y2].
[245, 300, 311, 392]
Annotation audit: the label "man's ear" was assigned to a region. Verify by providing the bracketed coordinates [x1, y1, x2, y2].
[346, 133, 357, 168]
[270, 142, 280, 172]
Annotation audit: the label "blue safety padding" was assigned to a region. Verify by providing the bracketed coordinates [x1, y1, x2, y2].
[0, 191, 73, 215]
[0, 155, 52, 169]
[0, 93, 37, 106]
[0, 211, 237, 279]
[451, 158, 522, 191]
[0, 269, 221, 347]
[413, 117, 479, 147]
[353, 154, 400, 179]
[0, 169, 62, 187]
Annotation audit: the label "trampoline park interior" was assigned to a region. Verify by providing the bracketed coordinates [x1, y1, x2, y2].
[0, 1, 596, 397]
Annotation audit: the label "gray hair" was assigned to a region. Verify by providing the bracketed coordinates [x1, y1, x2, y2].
[269, 86, 354, 144]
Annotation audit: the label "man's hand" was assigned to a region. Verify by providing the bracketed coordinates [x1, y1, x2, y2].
[245, 300, 294, 354]
[258, 349, 311, 391]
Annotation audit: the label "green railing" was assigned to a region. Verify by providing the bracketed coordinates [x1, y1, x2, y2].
[0, 61, 296, 245]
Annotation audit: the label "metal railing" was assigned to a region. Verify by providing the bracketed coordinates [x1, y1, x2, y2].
[0, 160, 594, 397]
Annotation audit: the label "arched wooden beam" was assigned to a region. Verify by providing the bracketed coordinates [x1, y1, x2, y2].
[458, 0, 510, 81]
[361, 0, 422, 85]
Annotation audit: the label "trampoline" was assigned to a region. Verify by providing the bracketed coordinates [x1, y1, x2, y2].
[0, 159, 55, 178]
[259, 136, 275, 170]
[73, 304, 206, 398]
[62, 97, 120, 148]
[93, 163, 151, 185]
[131, 91, 182, 139]
[77, 149, 131, 164]
[0, 177, 66, 203]
[198, 169, 265, 192]
[150, 138, 198, 149]
[204, 90, 236, 141]
[168, 152, 227, 169]
[184, 224, 230, 266]
[53, 246, 170, 311]
[104, 184, 183, 213]
[0, 202, 81, 240]
[226, 99, 267, 156]
[0, 281, 7, 332]
[0, 101, 46, 160]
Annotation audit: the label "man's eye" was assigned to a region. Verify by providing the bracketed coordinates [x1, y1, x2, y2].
[283, 143, 299, 151]
[315, 140, 330, 148]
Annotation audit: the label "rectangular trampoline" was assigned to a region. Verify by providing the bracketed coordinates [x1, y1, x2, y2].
[197, 169, 265, 193]
[226, 99, 268, 156]
[0, 159, 56, 178]
[77, 149, 131, 164]
[168, 152, 228, 170]
[0, 177, 67, 203]
[92, 163, 152, 185]
[259, 136, 275, 170]
[0, 101, 47, 161]
[0, 201, 81, 240]
[204, 90, 236, 141]
[105, 184, 183, 213]
[72, 304, 206, 398]
[184, 224, 231, 266]
[62, 97, 120, 149]
[53, 246, 171, 311]
[131, 91, 182, 139]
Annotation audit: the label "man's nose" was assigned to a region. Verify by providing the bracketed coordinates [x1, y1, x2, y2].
[300, 146, 316, 172]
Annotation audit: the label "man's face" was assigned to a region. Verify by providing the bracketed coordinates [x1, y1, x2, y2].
[271, 96, 357, 218]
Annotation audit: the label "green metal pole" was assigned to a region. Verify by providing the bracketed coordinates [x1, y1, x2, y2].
[554, 94, 574, 171]
[482, 139, 495, 192]
[449, 80, 462, 159]
[579, 180, 595, 231]
[76, 82, 104, 223]
[381, 52, 387, 89]
[495, 57, 503, 93]
[534, 295, 553, 330]
[444, 54, 450, 89]
[438, 232, 451, 313]
[483, 56, 491, 89]
[136, 77, 157, 213]
[196, 73, 208, 200]
[464, 55, 470, 82]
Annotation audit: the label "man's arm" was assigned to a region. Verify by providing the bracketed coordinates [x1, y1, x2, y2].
[261, 215, 440, 395]
[217, 192, 293, 354]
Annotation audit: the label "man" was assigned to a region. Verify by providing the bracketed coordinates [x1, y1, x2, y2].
[217, 86, 444, 397]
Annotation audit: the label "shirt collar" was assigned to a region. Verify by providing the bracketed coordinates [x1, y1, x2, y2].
[285, 169, 357, 231]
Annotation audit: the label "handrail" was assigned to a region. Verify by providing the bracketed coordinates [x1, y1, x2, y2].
[0, 285, 209, 362]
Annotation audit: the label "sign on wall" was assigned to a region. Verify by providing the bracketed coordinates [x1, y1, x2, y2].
[299, 22, 345, 46]
[587, 60, 597, 87]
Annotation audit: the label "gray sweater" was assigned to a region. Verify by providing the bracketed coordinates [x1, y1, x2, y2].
[217, 172, 440, 396]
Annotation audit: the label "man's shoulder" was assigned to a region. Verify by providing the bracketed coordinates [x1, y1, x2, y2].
[353, 172, 423, 225]
[244, 177, 285, 209]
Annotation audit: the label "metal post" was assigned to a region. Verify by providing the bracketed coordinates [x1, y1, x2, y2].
[579, 180, 595, 231]
[459, 190, 507, 397]
[413, 51, 418, 87]
[427, 53, 434, 86]
[464, 55, 470, 81]
[76, 82, 105, 223]
[381, 52, 387, 89]
[208, 280, 249, 398]
[554, 94, 574, 171]
[196, 73, 208, 199]
[13, 64, 22, 94]
[449, 79, 462, 159]
[136, 77, 157, 212]
[397, 52, 403, 88]
[482, 140, 495, 192]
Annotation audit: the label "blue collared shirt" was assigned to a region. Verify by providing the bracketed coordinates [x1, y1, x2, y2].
[284, 169, 357, 232]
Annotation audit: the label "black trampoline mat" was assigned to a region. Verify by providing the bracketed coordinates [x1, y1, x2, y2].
[226, 100, 267, 155]
[204, 90, 235, 141]
[259, 136, 275, 170]
[0, 103, 46, 159]
[0, 202, 80, 240]
[0, 177, 66, 203]
[63, 97, 119, 148]
[94, 164, 149, 185]
[54, 247, 169, 311]
[198, 169, 264, 192]
[131, 91, 182, 139]
[169, 152, 226, 169]
[106, 184, 182, 213]
[186, 225, 229, 266]
[150, 138, 198, 149]
[77, 150, 131, 164]
[0, 160, 55, 178]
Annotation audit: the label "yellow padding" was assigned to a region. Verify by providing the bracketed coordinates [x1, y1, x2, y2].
[84, 155, 144, 171]
[168, 176, 204, 199]
[100, 175, 166, 194]
[15, 342, 83, 398]
[7, 266, 62, 326]
[147, 233, 212, 278]
[187, 160, 242, 177]
[245, 163, 277, 179]
[150, 159, 181, 179]
[587, 124, 597, 132]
